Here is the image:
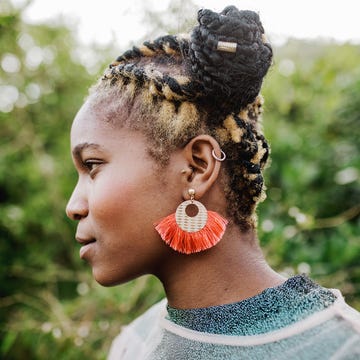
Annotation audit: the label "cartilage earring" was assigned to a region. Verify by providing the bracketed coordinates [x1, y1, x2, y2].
[154, 189, 228, 254]
[212, 149, 226, 161]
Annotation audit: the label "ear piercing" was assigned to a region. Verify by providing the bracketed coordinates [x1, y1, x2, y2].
[212, 149, 226, 161]
[181, 149, 226, 174]
[181, 166, 195, 175]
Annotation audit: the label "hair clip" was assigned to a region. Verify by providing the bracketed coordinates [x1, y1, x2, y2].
[217, 41, 237, 53]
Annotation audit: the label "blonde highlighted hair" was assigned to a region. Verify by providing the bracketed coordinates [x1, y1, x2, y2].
[89, 6, 273, 230]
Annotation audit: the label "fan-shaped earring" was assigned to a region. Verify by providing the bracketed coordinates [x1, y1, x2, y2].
[154, 189, 228, 254]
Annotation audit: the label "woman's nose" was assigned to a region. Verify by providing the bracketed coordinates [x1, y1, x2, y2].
[66, 183, 88, 221]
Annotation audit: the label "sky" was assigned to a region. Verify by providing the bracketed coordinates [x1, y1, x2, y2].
[15, 0, 360, 47]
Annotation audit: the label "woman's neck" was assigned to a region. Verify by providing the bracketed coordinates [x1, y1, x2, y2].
[158, 226, 286, 309]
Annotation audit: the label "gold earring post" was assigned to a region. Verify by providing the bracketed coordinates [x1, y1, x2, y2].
[188, 188, 195, 201]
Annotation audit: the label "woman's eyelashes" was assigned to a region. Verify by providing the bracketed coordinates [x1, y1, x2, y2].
[82, 159, 104, 177]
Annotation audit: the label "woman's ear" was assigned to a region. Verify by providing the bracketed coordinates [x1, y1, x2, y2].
[181, 135, 224, 199]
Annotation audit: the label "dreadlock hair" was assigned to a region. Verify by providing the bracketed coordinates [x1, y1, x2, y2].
[88, 6, 273, 231]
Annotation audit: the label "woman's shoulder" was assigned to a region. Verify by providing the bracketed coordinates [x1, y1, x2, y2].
[107, 290, 360, 359]
[107, 298, 167, 360]
[123, 298, 167, 333]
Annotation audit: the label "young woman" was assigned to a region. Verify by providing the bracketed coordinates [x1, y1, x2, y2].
[66, 6, 360, 359]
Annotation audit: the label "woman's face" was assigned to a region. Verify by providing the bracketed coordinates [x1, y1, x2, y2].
[66, 100, 182, 286]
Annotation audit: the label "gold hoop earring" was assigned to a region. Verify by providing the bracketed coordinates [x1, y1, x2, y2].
[212, 149, 226, 162]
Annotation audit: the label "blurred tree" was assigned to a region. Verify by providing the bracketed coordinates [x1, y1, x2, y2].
[259, 40, 360, 307]
[140, 0, 197, 39]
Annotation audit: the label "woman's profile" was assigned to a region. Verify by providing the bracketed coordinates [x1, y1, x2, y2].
[66, 5, 360, 359]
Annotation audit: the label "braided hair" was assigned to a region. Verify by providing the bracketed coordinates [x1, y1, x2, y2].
[89, 6, 273, 231]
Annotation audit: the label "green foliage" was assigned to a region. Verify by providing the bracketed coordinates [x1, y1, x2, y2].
[140, 0, 197, 39]
[0, 1, 359, 359]
[258, 39, 360, 307]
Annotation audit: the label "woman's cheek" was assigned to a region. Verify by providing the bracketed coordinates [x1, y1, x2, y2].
[90, 176, 135, 221]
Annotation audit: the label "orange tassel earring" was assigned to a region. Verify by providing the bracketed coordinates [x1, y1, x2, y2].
[154, 189, 228, 254]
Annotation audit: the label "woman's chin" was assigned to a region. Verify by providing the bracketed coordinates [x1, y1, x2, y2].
[92, 267, 137, 287]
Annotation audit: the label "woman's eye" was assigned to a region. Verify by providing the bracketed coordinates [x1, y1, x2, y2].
[83, 160, 103, 175]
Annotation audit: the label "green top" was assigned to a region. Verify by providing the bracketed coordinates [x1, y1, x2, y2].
[108, 275, 360, 359]
[167, 275, 336, 335]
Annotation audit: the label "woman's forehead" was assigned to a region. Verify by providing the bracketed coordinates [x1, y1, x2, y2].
[72, 99, 119, 133]
[71, 103, 147, 151]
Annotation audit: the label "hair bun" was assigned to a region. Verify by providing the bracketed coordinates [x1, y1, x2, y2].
[188, 6, 272, 113]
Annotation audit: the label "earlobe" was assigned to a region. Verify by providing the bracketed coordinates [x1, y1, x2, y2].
[182, 135, 225, 199]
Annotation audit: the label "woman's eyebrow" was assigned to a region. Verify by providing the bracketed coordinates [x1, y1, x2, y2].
[72, 143, 101, 158]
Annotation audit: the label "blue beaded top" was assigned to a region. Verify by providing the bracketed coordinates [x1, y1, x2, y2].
[167, 275, 336, 336]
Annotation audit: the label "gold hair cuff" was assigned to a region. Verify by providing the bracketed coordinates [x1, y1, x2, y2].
[217, 41, 237, 53]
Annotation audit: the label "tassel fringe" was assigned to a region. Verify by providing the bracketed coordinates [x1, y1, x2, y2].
[154, 211, 228, 254]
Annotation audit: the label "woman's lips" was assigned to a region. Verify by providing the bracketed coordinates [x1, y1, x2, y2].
[76, 237, 96, 259]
